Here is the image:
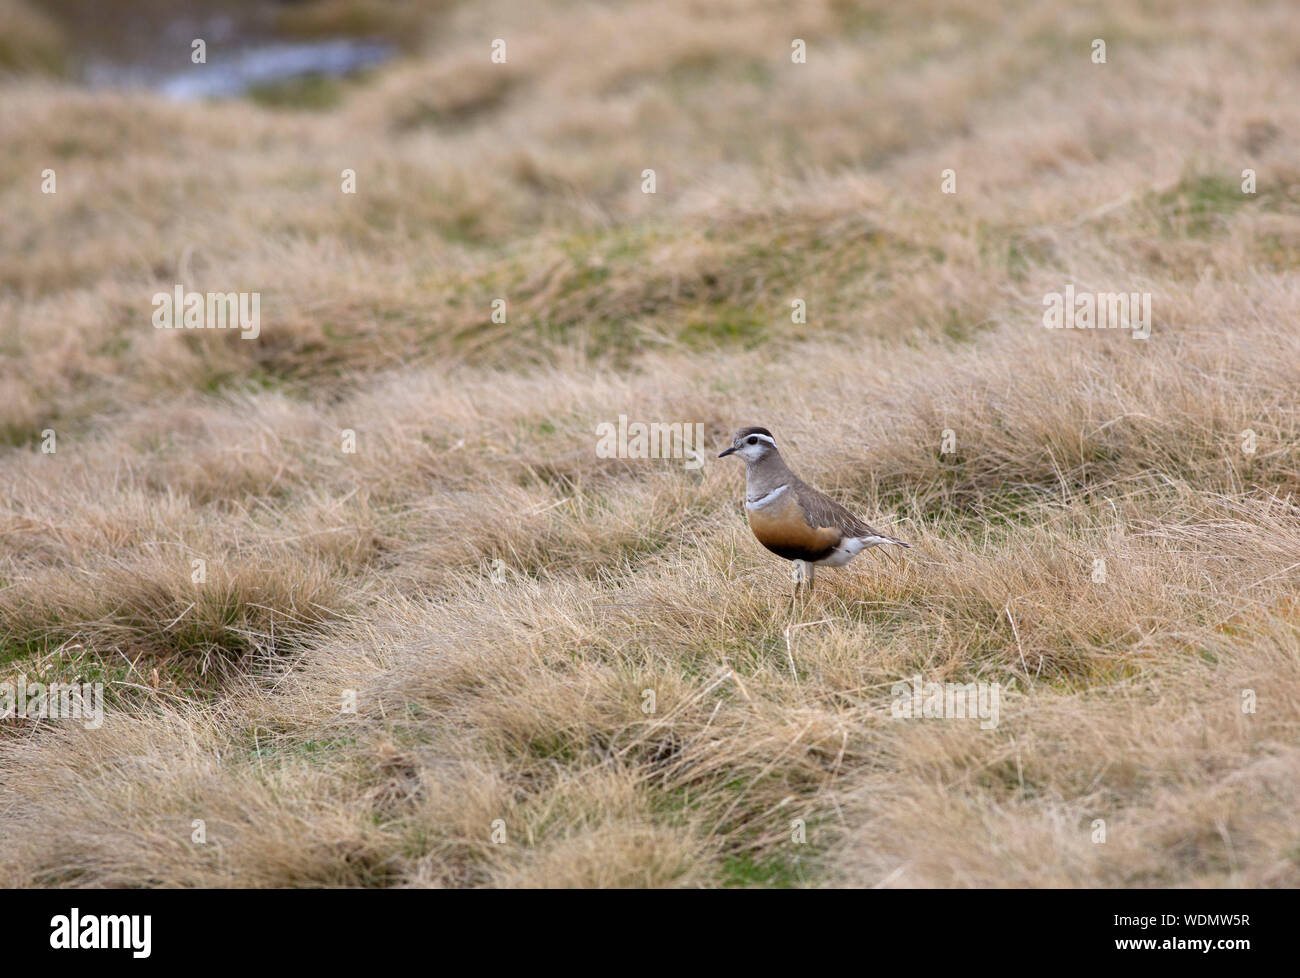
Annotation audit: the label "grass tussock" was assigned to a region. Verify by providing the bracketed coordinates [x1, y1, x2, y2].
[2, 0, 1299, 887]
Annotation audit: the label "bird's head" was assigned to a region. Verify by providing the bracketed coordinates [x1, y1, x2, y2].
[718, 426, 778, 464]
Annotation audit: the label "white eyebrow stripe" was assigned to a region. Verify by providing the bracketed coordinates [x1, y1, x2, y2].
[749, 434, 776, 446]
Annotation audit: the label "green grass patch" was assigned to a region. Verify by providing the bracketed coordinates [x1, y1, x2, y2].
[248, 74, 346, 111]
[720, 849, 817, 888]
[1149, 173, 1257, 238]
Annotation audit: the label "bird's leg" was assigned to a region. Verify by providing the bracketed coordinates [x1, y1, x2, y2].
[807, 563, 815, 593]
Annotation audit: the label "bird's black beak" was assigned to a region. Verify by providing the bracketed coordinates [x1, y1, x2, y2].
[718, 446, 735, 458]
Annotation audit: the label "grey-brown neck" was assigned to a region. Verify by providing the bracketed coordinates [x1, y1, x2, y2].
[744, 449, 796, 502]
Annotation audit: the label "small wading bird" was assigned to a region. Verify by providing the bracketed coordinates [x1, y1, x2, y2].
[718, 426, 909, 596]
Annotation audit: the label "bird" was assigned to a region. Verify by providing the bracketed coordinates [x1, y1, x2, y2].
[718, 426, 909, 595]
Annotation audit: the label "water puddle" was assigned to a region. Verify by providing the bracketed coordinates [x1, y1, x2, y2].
[91, 39, 395, 100]
[45, 0, 397, 99]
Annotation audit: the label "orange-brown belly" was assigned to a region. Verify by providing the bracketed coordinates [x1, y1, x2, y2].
[747, 492, 840, 563]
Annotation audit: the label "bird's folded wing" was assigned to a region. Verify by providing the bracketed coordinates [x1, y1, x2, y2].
[792, 481, 872, 538]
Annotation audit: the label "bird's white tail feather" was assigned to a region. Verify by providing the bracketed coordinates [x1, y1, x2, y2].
[859, 534, 910, 549]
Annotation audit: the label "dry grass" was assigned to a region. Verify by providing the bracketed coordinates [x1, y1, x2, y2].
[1, 0, 1299, 887]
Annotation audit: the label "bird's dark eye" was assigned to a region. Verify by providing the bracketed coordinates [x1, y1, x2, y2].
[746, 437, 757, 445]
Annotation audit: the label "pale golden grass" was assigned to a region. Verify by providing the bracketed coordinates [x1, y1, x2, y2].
[1, 0, 1299, 887]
